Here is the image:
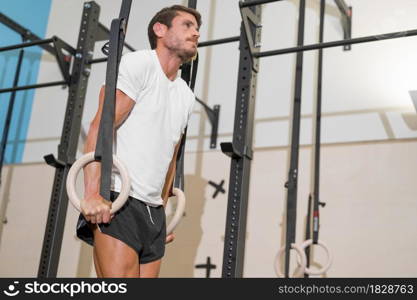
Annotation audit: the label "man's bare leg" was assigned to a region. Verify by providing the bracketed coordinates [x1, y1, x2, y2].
[92, 225, 140, 277]
[93, 246, 103, 277]
[139, 259, 162, 278]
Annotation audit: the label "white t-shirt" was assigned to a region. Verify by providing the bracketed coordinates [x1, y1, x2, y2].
[111, 49, 195, 206]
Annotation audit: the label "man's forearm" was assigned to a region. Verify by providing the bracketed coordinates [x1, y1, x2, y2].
[83, 121, 101, 198]
[162, 135, 183, 206]
[161, 161, 176, 206]
[79, 87, 134, 202]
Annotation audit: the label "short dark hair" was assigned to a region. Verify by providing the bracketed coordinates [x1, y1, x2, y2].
[147, 5, 202, 49]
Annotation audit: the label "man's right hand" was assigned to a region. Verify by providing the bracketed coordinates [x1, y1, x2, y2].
[80, 194, 113, 224]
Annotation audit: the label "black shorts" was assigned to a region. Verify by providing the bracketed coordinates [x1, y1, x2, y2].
[76, 191, 166, 264]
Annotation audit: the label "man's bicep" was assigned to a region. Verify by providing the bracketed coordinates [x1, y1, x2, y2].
[115, 88, 136, 127]
[173, 134, 183, 162]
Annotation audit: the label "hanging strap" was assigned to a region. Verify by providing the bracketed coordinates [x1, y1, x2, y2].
[172, 0, 199, 192]
[312, 0, 326, 246]
[284, 0, 306, 278]
[174, 54, 199, 192]
[303, 0, 325, 278]
[94, 0, 132, 201]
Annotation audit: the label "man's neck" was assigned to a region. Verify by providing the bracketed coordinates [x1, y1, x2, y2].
[155, 48, 182, 81]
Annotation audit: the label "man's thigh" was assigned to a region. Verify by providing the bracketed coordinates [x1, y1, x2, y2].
[140, 259, 162, 278]
[92, 225, 140, 277]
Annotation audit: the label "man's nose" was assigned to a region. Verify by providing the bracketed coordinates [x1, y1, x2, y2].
[193, 28, 200, 38]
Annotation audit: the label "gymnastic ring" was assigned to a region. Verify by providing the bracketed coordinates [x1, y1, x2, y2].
[274, 243, 307, 278]
[298, 239, 332, 276]
[66, 151, 131, 214]
[166, 187, 186, 235]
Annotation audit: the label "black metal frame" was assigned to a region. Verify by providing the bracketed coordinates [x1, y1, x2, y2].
[0, 13, 76, 90]
[37, 1, 102, 277]
[239, 3, 264, 72]
[220, 0, 262, 278]
[0, 12, 56, 54]
[253, 23, 417, 57]
[0, 36, 74, 92]
[195, 98, 220, 149]
[234, 0, 417, 278]
[239, 0, 417, 59]
[0, 12, 75, 198]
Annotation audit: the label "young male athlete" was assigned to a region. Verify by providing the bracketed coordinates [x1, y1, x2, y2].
[76, 5, 201, 278]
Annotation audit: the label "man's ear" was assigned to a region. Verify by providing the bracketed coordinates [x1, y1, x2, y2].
[153, 22, 167, 38]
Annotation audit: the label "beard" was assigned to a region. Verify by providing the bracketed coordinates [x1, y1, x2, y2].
[177, 47, 197, 63]
[166, 38, 198, 63]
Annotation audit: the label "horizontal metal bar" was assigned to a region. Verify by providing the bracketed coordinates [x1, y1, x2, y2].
[239, 0, 283, 8]
[198, 36, 240, 48]
[52, 36, 76, 55]
[255, 28, 417, 57]
[0, 81, 67, 94]
[0, 38, 54, 53]
[0, 12, 56, 55]
[88, 57, 108, 64]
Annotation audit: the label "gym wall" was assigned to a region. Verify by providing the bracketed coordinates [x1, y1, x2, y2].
[0, 0, 416, 277]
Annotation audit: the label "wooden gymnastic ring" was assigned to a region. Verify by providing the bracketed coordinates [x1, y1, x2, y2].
[166, 188, 186, 235]
[66, 152, 131, 214]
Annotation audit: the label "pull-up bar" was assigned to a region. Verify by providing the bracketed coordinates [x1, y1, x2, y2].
[198, 36, 240, 48]
[239, 0, 283, 8]
[0, 12, 56, 55]
[0, 38, 55, 53]
[88, 35, 241, 64]
[254, 28, 417, 57]
[0, 81, 67, 94]
[0, 35, 75, 93]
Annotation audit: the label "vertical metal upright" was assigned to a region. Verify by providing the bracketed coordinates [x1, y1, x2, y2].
[304, 0, 325, 277]
[220, 0, 262, 278]
[283, 0, 306, 278]
[38, 1, 101, 278]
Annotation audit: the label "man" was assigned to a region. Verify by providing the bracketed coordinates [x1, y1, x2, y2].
[76, 5, 201, 278]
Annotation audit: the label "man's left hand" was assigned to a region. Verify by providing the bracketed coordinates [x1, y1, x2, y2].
[166, 233, 175, 244]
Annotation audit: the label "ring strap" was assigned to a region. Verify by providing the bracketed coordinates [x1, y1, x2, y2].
[95, 0, 132, 201]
